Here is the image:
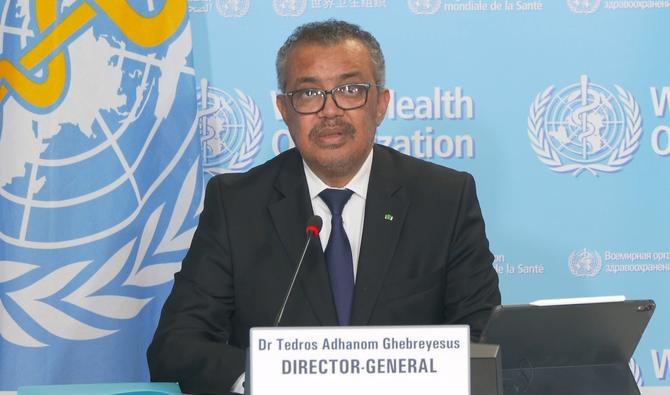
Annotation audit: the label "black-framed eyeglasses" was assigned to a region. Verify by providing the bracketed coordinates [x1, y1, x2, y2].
[282, 83, 378, 114]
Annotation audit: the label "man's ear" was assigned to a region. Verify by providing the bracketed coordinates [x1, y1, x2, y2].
[276, 94, 290, 123]
[375, 88, 390, 125]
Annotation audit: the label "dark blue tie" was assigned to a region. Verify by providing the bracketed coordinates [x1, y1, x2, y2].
[320, 188, 355, 326]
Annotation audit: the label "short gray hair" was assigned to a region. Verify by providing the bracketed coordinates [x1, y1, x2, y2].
[276, 19, 386, 92]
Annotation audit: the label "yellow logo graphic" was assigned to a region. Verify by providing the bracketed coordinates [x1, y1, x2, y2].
[0, 0, 186, 108]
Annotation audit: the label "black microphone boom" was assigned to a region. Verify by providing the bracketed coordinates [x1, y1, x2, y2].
[273, 215, 322, 327]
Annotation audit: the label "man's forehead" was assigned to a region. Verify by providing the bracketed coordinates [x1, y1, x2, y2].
[293, 71, 364, 86]
[284, 39, 374, 86]
[288, 39, 370, 60]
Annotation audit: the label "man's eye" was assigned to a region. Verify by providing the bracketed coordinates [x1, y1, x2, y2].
[299, 89, 322, 98]
[340, 85, 362, 95]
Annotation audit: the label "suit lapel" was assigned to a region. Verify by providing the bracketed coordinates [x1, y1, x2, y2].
[350, 146, 409, 325]
[267, 151, 338, 326]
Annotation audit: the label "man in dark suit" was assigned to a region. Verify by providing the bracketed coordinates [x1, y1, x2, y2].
[148, 20, 500, 394]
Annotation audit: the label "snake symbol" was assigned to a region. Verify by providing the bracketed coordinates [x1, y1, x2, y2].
[0, 1, 186, 108]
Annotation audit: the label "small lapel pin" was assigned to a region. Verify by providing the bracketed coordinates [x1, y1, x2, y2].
[384, 213, 394, 221]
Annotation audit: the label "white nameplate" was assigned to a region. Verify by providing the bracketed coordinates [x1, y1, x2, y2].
[249, 325, 469, 395]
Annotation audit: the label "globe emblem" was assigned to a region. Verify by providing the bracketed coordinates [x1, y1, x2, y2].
[529, 74, 641, 176]
[545, 77, 625, 164]
[273, 0, 308, 16]
[568, 248, 602, 277]
[216, 0, 250, 17]
[0, 2, 195, 249]
[566, 0, 601, 14]
[197, 81, 263, 175]
[408, 0, 442, 15]
[198, 86, 247, 169]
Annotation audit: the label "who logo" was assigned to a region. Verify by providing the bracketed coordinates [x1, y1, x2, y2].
[408, 0, 442, 15]
[568, 248, 602, 277]
[566, 0, 601, 14]
[216, 0, 251, 17]
[197, 79, 263, 176]
[273, 0, 307, 16]
[528, 75, 642, 176]
[0, 0, 199, 367]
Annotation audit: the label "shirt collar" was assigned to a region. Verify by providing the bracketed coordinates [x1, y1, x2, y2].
[304, 149, 373, 200]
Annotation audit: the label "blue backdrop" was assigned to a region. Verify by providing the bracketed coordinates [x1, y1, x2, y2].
[188, 0, 670, 388]
[0, 0, 668, 390]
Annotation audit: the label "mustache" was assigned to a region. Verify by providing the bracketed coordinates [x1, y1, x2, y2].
[309, 119, 356, 138]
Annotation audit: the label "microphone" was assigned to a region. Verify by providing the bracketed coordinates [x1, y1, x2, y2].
[273, 215, 322, 327]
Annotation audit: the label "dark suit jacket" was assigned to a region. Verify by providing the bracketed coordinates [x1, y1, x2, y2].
[147, 144, 500, 394]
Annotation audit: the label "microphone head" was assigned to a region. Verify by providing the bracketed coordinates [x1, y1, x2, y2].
[306, 215, 322, 236]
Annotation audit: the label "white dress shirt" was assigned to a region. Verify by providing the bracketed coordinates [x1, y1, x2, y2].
[303, 149, 372, 281]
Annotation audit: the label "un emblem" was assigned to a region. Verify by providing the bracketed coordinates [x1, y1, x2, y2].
[216, 0, 250, 17]
[408, 0, 442, 15]
[528, 75, 642, 176]
[566, 0, 601, 14]
[273, 0, 307, 16]
[0, 1, 199, 347]
[198, 80, 262, 175]
[568, 249, 602, 277]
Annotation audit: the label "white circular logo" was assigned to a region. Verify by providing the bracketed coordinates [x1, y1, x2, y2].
[408, 0, 442, 15]
[216, 0, 251, 17]
[528, 75, 642, 176]
[197, 81, 263, 175]
[273, 0, 307, 16]
[568, 248, 602, 277]
[566, 0, 601, 14]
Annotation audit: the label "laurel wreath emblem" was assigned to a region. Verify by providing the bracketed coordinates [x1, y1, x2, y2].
[407, 0, 442, 15]
[527, 84, 642, 176]
[2, 85, 262, 347]
[272, 0, 307, 16]
[226, 89, 263, 171]
[0, 156, 201, 347]
[567, 249, 602, 277]
[202, 88, 263, 174]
